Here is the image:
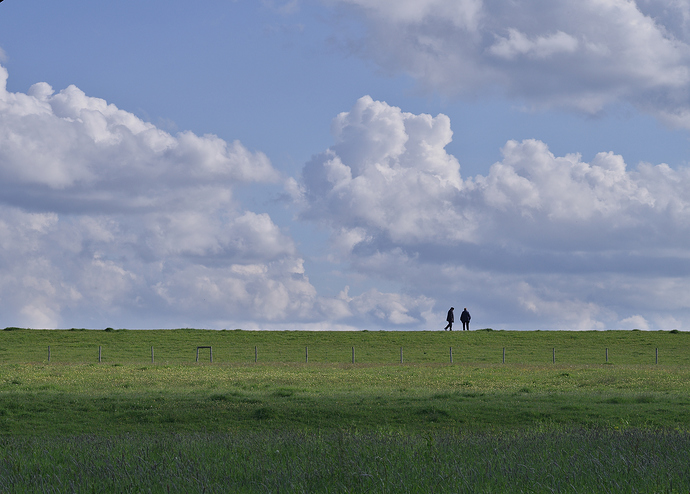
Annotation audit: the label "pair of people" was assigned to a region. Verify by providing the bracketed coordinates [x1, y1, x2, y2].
[444, 307, 471, 331]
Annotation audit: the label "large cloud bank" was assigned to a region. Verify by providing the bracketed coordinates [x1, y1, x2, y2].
[298, 96, 690, 329]
[4, 54, 690, 330]
[0, 65, 431, 329]
[328, 0, 690, 126]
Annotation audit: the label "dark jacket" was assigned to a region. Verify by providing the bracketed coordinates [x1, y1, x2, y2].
[446, 309, 454, 323]
[460, 310, 471, 323]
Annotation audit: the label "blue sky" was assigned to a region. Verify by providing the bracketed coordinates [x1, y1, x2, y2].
[1, 0, 690, 329]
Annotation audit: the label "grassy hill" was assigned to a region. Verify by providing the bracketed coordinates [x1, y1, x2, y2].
[0, 328, 689, 435]
[2, 328, 690, 492]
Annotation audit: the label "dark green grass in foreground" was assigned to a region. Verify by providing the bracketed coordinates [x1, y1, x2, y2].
[1, 430, 689, 493]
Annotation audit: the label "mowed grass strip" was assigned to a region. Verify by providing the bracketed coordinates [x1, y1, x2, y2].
[0, 328, 687, 365]
[1, 362, 690, 434]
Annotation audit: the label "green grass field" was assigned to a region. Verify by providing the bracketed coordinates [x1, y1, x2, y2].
[2, 360, 690, 434]
[1, 328, 689, 492]
[1, 327, 685, 365]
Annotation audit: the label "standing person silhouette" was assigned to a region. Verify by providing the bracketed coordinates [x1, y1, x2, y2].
[444, 307, 454, 331]
[460, 308, 471, 331]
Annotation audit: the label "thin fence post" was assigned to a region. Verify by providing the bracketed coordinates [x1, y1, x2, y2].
[98, 346, 101, 363]
[48, 346, 51, 363]
[656, 348, 658, 365]
[400, 347, 403, 364]
[196, 347, 199, 362]
[552, 347, 555, 364]
[352, 346, 355, 364]
[606, 348, 608, 363]
[449, 346, 453, 364]
[502, 347, 505, 364]
[306, 346, 308, 363]
[255, 346, 257, 363]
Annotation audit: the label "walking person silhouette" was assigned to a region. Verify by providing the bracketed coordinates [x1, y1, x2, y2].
[444, 307, 454, 331]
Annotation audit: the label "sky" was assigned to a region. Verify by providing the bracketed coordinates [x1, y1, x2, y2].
[1, 0, 690, 330]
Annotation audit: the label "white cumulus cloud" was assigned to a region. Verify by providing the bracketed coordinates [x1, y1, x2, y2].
[0, 64, 432, 330]
[326, 0, 690, 124]
[298, 96, 690, 329]
[0, 64, 299, 328]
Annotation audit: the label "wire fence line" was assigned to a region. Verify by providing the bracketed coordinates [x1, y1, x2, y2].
[33, 345, 669, 365]
[2, 328, 687, 365]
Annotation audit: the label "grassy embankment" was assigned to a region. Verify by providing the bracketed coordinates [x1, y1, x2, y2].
[1, 328, 690, 492]
[1, 327, 685, 365]
[1, 328, 689, 434]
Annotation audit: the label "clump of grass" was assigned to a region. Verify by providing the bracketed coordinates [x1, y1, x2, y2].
[209, 394, 229, 401]
[253, 407, 275, 420]
[271, 388, 294, 398]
